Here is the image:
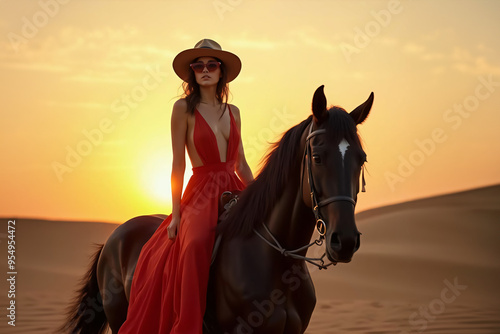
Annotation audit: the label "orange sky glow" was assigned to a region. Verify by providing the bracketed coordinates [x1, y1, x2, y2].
[1, 0, 500, 223]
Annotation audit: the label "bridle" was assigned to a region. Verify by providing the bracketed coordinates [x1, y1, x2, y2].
[253, 121, 365, 270]
[303, 122, 358, 237]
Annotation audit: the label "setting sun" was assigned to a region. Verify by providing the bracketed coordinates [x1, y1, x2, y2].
[141, 153, 172, 203]
[139, 150, 193, 208]
[2, 2, 500, 334]
[1, 0, 499, 224]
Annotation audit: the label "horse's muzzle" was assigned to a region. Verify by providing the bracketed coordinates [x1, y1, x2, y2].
[326, 231, 361, 263]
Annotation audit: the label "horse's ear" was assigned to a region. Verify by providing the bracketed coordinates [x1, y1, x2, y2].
[312, 85, 328, 123]
[350, 92, 374, 125]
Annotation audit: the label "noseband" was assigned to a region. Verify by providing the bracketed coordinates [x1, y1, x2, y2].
[253, 121, 363, 269]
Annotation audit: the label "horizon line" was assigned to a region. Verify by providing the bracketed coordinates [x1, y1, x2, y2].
[2, 182, 498, 225]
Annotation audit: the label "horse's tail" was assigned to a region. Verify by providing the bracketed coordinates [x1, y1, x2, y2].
[57, 243, 108, 334]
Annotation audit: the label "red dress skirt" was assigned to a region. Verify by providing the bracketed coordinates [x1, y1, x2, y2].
[118, 106, 245, 333]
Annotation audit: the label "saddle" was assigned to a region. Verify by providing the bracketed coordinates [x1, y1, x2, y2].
[217, 190, 241, 221]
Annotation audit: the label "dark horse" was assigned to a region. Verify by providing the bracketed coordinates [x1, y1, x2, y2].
[59, 86, 373, 334]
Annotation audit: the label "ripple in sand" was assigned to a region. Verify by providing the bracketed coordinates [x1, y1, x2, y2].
[2, 294, 499, 333]
[306, 300, 500, 334]
[0, 292, 77, 334]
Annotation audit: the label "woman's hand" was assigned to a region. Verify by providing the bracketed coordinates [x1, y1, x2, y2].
[167, 216, 181, 240]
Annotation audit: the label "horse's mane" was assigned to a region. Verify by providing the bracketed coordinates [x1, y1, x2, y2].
[217, 115, 313, 238]
[217, 107, 363, 238]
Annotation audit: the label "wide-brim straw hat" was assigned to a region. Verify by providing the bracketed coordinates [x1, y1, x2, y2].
[172, 39, 241, 83]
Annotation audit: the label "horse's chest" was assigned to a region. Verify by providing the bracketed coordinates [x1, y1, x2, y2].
[237, 268, 316, 333]
[214, 241, 316, 333]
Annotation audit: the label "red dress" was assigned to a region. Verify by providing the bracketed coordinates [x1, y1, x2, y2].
[118, 106, 245, 333]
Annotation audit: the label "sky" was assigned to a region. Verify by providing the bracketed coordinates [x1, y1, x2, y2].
[1, 0, 499, 223]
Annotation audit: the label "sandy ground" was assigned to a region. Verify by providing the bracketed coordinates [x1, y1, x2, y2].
[1, 184, 499, 333]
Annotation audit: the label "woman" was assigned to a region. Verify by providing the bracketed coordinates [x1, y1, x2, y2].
[118, 39, 253, 333]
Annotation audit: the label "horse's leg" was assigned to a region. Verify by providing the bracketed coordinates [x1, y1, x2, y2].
[225, 314, 287, 334]
[214, 237, 317, 333]
[97, 228, 130, 333]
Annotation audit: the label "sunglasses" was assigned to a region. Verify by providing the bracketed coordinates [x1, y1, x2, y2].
[189, 61, 221, 73]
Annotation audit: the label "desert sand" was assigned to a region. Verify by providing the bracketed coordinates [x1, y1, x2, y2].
[1, 185, 499, 333]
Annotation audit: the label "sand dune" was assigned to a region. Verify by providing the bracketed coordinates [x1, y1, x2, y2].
[1, 185, 499, 333]
[308, 184, 500, 333]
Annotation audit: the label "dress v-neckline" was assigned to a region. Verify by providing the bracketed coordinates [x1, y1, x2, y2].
[195, 108, 232, 162]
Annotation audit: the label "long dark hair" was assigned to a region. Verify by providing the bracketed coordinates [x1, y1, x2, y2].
[217, 116, 314, 238]
[182, 57, 230, 116]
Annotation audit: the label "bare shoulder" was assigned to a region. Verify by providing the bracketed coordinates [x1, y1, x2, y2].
[173, 98, 188, 114]
[172, 99, 189, 122]
[229, 104, 241, 122]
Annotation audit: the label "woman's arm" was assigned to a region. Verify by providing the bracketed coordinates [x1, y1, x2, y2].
[168, 99, 188, 239]
[231, 105, 254, 186]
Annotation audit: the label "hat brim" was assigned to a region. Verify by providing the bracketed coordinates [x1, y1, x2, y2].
[172, 48, 241, 83]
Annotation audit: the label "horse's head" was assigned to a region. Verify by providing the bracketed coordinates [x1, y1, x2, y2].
[302, 85, 373, 263]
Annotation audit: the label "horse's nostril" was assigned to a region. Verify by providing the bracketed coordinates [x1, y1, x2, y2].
[354, 233, 361, 252]
[330, 232, 341, 251]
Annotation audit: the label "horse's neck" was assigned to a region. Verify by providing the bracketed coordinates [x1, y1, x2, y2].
[266, 168, 316, 252]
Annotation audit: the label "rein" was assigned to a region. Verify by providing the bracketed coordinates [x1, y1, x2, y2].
[253, 223, 335, 269]
[253, 121, 364, 270]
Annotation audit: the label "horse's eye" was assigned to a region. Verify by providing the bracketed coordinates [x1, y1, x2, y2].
[312, 154, 322, 164]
